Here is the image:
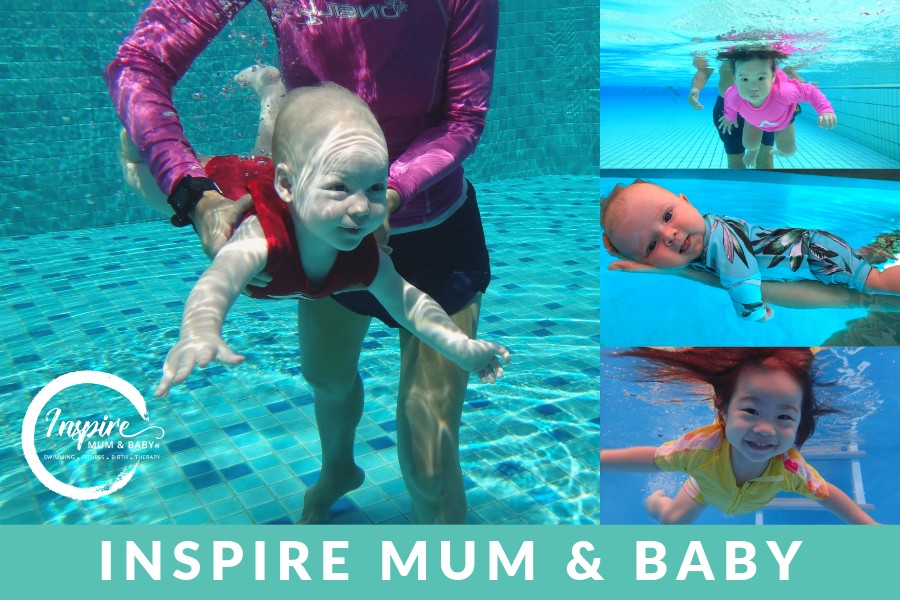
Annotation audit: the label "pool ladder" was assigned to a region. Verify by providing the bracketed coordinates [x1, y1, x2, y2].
[754, 443, 873, 525]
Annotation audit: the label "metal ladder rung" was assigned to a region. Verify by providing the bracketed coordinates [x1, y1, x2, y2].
[755, 443, 872, 524]
[765, 497, 875, 511]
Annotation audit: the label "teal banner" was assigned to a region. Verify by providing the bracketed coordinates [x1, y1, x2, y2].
[0, 525, 892, 598]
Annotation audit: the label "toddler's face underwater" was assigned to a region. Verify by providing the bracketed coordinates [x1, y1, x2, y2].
[724, 365, 803, 468]
[734, 58, 775, 107]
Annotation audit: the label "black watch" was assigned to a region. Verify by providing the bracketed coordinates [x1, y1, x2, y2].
[167, 175, 222, 228]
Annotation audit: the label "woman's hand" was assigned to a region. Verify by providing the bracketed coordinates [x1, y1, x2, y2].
[193, 192, 253, 258]
[155, 335, 245, 397]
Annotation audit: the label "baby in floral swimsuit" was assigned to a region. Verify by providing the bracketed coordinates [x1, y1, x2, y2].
[600, 180, 900, 322]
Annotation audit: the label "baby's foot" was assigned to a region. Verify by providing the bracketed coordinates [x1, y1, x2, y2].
[234, 64, 282, 96]
[742, 148, 759, 169]
[298, 464, 365, 524]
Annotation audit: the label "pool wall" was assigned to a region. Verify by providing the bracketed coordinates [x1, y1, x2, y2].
[0, 0, 599, 236]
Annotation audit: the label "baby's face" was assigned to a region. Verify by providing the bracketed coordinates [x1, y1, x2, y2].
[291, 122, 389, 251]
[605, 183, 706, 269]
[734, 58, 775, 107]
[724, 366, 802, 470]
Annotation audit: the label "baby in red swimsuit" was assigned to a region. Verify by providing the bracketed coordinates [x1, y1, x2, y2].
[120, 80, 509, 394]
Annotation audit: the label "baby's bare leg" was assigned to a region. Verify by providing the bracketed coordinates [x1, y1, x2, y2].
[864, 265, 900, 296]
[773, 123, 797, 157]
[118, 129, 170, 215]
[645, 487, 706, 524]
[234, 65, 286, 158]
[741, 124, 763, 168]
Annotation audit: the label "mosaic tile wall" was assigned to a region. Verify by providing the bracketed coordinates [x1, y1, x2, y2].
[0, 0, 600, 235]
[824, 86, 900, 162]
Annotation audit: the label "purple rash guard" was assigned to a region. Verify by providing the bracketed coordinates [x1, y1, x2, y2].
[105, 0, 498, 233]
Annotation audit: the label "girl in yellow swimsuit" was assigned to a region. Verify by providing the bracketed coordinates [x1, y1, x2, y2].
[601, 347, 877, 524]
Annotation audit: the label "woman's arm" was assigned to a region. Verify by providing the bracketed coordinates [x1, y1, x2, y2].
[155, 217, 268, 396]
[600, 447, 661, 472]
[387, 0, 499, 205]
[105, 0, 249, 195]
[365, 250, 509, 382]
[819, 484, 878, 524]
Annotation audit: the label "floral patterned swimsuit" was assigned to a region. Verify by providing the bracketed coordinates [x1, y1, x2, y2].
[690, 214, 873, 321]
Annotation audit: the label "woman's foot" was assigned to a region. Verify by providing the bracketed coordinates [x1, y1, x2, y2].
[298, 464, 365, 524]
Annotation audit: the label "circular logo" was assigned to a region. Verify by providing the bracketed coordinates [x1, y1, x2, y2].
[21, 371, 163, 500]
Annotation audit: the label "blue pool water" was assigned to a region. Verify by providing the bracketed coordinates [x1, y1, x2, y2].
[599, 0, 900, 168]
[600, 346, 900, 525]
[601, 171, 900, 347]
[0, 176, 601, 525]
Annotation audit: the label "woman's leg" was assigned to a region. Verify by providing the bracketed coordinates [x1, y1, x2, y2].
[395, 294, 482, 524]
[297, 297, 372, 523]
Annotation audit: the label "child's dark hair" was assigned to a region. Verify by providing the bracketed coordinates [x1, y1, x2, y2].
[617, 347, 837, 447]
[600, 178, 648, 230]
[717, 44, 788, 76]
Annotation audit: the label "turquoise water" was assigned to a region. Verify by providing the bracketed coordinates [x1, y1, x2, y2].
[601, 171, 900, 347]
[0, 176, 600, 525]
[600, 346, 900, 525]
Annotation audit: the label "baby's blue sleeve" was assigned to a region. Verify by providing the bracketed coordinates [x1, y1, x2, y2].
[705, 219, 769, 321]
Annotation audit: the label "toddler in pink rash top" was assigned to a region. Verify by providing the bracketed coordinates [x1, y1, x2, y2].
[716, 46, 837, 169]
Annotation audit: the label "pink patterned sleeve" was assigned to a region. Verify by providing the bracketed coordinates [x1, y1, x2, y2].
[796, 81, 835, 116]
[387, 0, 499, 204]
[104, 0, 251, 195]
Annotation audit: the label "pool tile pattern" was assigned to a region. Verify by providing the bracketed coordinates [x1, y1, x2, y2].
[0, 175, 601, 525]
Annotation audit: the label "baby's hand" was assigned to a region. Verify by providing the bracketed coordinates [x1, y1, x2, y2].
[717, 116, 737, 134]
[454, 340, 511, 384]
[818, 112, 837, 130]
[608, 260, 660, 273]
[757, 304, 774, 323]
[155, 335, 245, 397]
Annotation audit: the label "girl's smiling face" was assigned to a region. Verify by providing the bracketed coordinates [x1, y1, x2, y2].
[734, 58, 775, 107]
[724, 365, 803, 473]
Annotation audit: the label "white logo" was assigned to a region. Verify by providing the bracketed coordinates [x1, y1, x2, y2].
[278, 1, 409, 26]
[21, 371, 165, 500]
[758, 120, 781, 128]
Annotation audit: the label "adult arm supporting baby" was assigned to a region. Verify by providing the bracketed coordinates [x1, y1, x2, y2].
[599, 447, 661, 471]
[608, 261, 900, 313]
[155, 217, 269, 397]
[366, 249, 510, 383]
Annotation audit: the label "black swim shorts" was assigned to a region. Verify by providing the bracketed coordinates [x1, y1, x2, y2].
[334, 181, 491, 328]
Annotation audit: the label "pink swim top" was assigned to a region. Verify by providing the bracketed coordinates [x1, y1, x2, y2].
[723, 67, 833, 132]
[105, 0, 498, 233]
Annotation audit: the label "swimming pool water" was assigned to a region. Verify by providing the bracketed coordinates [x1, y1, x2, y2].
[600, 346, 900, 525]
[0, 175, 601, 525]
[600, 171, 900, 347]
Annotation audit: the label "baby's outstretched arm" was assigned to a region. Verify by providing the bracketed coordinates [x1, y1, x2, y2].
[365, 250, 510, 383]
[599, 447, 660, 471]
[820, 482, 878, 524]
[155, 218, 268, 397]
